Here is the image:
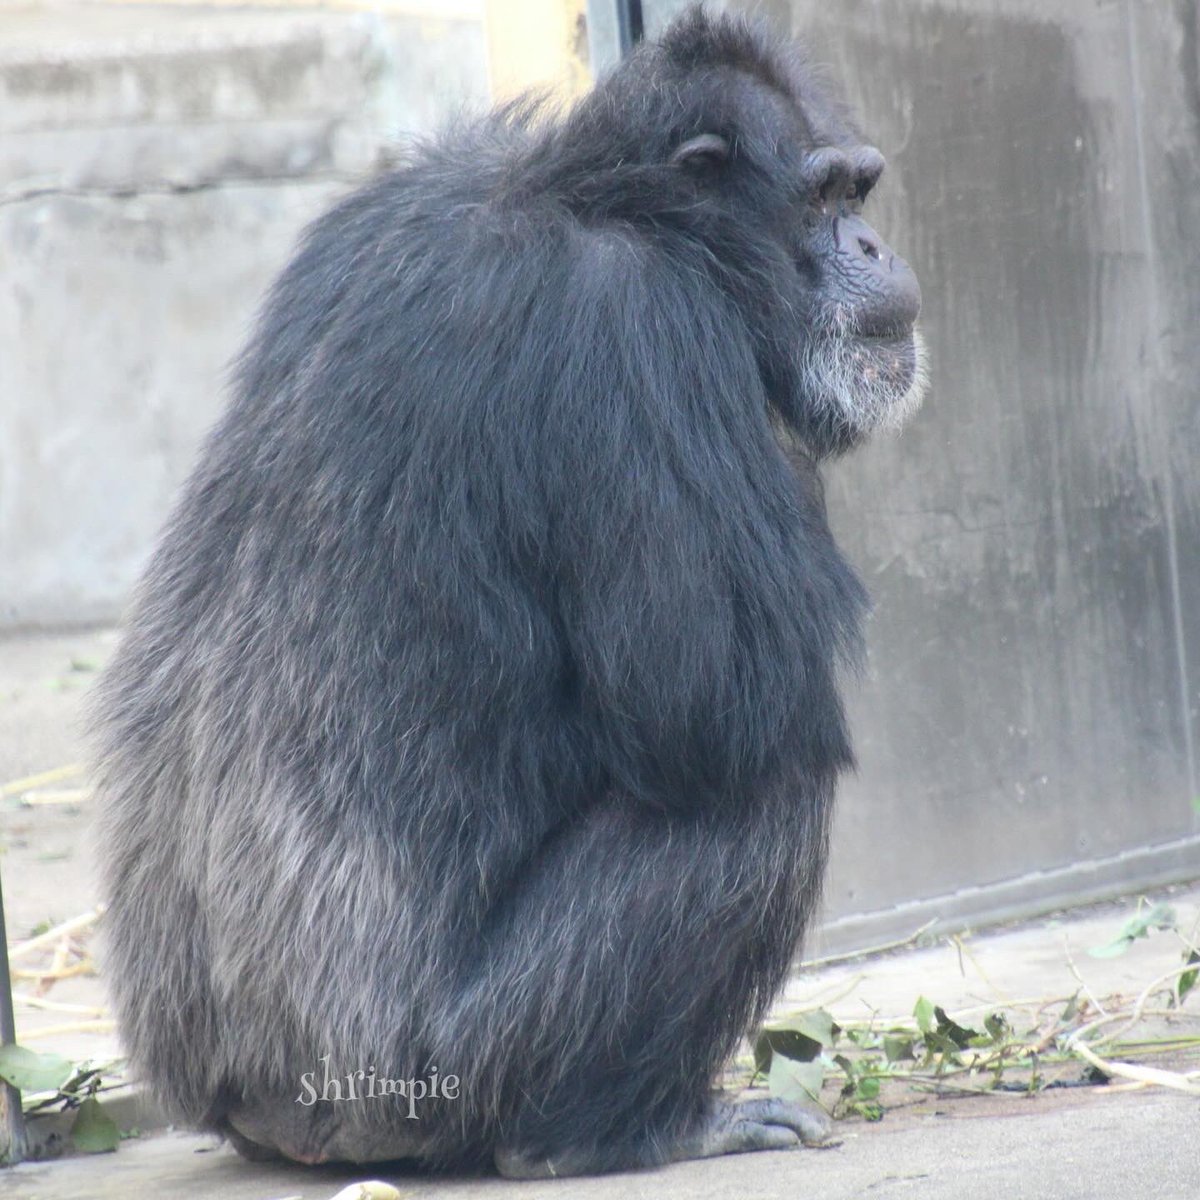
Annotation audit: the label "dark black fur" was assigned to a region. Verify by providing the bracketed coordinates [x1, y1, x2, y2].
[94, 7, 921, 1176]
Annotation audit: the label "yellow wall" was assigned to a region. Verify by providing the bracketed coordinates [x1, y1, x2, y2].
[484, 0, 591, 102]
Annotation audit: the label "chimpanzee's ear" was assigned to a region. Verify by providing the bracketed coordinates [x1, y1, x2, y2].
[669, 133, 730, 169]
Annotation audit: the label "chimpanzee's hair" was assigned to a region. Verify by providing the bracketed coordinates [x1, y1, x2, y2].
[92, 5, 925, 1176]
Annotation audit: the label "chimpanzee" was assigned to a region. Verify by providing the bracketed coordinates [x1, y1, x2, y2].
[92, 5, 925, 1178]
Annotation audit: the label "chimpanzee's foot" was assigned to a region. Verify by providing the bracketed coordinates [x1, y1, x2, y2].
[223, 1123, 284, 1163]
[673, 1095, 833, 1159]
[494, 1096, 833, 1179]
[223, 1098, 429, 1165]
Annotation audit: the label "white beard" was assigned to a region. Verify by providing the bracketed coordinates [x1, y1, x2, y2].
[800, 308, 929, 440]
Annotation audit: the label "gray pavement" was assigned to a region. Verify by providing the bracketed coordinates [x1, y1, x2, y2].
[1, 627, 1198, 1198]
[2, 1088, 1198, 1200]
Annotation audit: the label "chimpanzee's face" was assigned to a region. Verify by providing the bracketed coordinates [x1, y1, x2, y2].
[669, 73, 927, 459]
[781, 139, 926, 456]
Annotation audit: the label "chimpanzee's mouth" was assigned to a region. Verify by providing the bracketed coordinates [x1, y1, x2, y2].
[852, 319, 917, 344]
[853, 329, 919, 390]
[801, 323, 928, 436]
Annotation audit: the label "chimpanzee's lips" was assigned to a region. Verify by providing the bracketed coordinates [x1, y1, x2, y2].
[854, 320, 916, 344]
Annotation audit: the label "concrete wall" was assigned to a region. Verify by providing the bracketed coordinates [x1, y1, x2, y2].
[4, 1, 1198, 947]
[0, 5, 488, 626]
[644, 0, 1199, 948]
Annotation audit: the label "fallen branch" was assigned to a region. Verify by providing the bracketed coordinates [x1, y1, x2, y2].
[7, 909, 104, 962]
[18, 789, 92, 807]
[13, 963, 95, 984]
[12, 995, 107, 1016]
[1066, 1036, 1200, 1096]
[20, 1021, 116, 1041]
[0, 766, 85, 799]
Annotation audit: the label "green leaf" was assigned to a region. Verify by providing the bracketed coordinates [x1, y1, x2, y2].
[754, 1028, 822, 1074]
[0, 1045, 73, 1094]
[754, 1010, 838, 1073]
[883, 1035, 915, 1063]
[913, 995, 936, 1035]
[792, 1009, 837, 1048]
[983, 1013, 1011, 1043]
[58, 1064, 104, 1100]
[922, 1031, 964, 1066]
[767, 1053, 825, 1104]
[70, 1097, 120, 1153]
[1089, 903, 1176, 958]
[1178, 951, 1200, 1003]
[856, 1075, 881, 1101]
[934, 1006, 981, 1049]
[843, 1027, 880, 1050]
[1088, 939, 1134, 959]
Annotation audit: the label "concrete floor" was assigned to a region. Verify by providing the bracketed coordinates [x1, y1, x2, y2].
[1, 628, 1198, 1199]
[2, 1088, 1198, 1200]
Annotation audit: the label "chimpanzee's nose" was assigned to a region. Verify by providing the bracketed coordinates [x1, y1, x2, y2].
[836, 214, 922, 333]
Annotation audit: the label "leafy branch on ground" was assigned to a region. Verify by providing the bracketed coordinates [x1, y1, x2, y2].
[0, 1045, 125, 1152]
[0, 903, 123, 1154]
[752, 898, 1200, 1121]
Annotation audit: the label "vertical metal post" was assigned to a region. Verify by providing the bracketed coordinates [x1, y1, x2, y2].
[0, 872, 26, 1163]
[614, 0, 644, 57]
[585, 0, 645, 75]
